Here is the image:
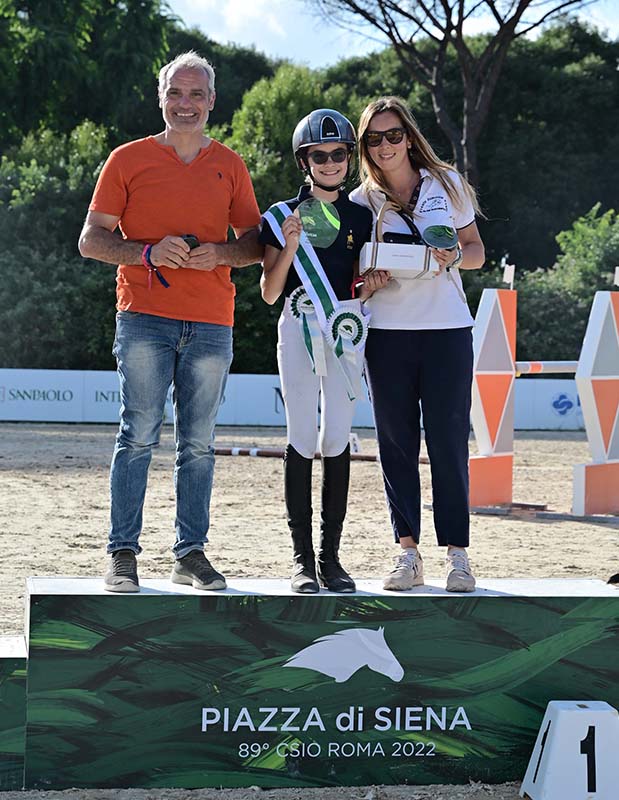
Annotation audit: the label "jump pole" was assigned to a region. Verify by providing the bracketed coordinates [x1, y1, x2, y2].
[214, 446, 430, 466]
[213, 447, 388, 463]
[515, 361, 578, 375]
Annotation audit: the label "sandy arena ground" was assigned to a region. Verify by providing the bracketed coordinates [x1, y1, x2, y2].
[1, 422, 618, 800]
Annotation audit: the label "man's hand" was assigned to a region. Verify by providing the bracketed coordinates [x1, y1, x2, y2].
[150, 236, 191, 269]
[186, 243, 223, 271]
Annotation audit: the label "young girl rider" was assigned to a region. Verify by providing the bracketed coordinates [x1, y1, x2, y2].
[259, 109, 378, 594]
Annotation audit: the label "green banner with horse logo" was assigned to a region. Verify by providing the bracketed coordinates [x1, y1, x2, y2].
[24, 590, 619, 789]
[0, 638, 27, 791]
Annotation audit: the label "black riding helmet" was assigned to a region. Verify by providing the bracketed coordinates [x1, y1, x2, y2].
[292, 108, 356, 190]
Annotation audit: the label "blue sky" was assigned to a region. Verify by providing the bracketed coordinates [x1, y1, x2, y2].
[168, 0, 618, 68]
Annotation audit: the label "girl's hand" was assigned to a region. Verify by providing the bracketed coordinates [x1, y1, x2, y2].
[282, 215, 302, 252]
[359, 269, 391, 301]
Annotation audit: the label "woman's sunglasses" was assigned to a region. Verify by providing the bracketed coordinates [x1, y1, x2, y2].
[307, 148, 349, 164]
[364, 127, 406, 147]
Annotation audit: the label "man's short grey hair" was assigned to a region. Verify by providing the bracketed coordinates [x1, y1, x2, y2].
[158, 51, 216, 99]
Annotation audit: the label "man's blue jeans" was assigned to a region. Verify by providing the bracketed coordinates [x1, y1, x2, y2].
[108, 311, 233, 558]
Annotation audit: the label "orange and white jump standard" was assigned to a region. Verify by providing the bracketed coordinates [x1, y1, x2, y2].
[470, 288, 517, 507]
[470, 287, 618, 517]
[573, 292, 619, 515]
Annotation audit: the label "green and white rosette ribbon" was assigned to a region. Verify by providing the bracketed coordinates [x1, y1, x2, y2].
[324, 306, 368, 399]
[289, 285, 328, 378]
[263, 202, 368, 399]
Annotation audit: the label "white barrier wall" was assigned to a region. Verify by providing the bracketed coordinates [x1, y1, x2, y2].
[0, 369, 583, 429]
[514, 378, 584, 430]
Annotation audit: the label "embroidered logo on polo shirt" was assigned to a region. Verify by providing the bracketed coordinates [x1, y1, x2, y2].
[418, 195, 448, 214]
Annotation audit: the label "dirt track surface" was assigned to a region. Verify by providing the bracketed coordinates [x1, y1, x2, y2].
[1, 422, 617, 800]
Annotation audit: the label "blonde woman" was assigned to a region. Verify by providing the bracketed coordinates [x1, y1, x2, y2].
[350, 96, 485, 592]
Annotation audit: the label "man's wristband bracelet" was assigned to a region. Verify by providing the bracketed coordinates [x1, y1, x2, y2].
[141, 244, 170, 289]
[141, 244, 155, 269]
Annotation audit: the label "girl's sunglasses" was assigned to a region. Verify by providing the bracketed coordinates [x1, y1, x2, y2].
[307, 148, 349, 164]
[364, 127, 406, 147]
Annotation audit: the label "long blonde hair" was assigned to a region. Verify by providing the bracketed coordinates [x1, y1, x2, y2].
[357, 96, 480, 217]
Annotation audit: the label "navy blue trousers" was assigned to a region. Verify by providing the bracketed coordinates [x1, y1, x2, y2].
[365, 327, 473, 547]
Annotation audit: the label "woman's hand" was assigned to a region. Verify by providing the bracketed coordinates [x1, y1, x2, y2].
[431, 247, 457, 273]
[358, 269, 391, 301]
[432, 223, 485, 272]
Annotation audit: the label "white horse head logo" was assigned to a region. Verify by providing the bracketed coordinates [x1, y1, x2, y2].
[283, 627, 404, 683]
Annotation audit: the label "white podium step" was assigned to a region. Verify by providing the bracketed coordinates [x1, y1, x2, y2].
[26, 576, 619, 597]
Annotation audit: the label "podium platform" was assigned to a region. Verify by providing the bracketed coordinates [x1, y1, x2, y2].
[16, 578, 619, 790]
[25, 576, 619, 597]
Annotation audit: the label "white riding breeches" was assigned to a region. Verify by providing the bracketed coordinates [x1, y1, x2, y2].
[277, 297, 365, 459]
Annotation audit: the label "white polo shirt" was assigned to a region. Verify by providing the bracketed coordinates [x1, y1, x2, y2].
[350, 169, 476, 330]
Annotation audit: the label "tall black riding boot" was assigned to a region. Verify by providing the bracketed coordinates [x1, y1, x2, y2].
[318, 444, 356, 592]
[284, 444, 319, 593]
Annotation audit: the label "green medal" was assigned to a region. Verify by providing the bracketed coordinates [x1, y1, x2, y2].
[297, 197, 341, 248]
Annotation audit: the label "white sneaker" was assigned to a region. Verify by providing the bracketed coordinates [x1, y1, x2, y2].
[445, 548, 476, 592]
[383, 549, 424, 591]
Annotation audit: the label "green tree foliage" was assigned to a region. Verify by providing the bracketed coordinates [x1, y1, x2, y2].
[0, 121, 109, 247]
[465, 205, 619, 362]
[0, 121, 117, 369]
[479, 21, 619, 268]
[555, 206, 619, 291]
[0, 245, 116, 369]
[0, 2, 277, 150]
[0, 1, 26, 142]
[1, 0, 170, 146]
[516, 205, 619, 362]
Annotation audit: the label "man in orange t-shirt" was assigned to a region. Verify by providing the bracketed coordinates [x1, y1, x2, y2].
[79, 51, 262, 594]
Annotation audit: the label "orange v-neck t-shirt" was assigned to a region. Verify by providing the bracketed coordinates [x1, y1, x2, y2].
[89, 136, 261, 325]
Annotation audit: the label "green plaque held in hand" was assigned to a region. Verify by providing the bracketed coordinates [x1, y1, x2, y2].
[298, 197, 341, 248]
[422, 224, 458, 250]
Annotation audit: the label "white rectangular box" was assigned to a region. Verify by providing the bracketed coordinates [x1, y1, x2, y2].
[359, 240, 439, 279]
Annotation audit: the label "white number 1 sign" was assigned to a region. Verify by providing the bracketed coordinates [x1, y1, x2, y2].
[520, 700, 619, 799]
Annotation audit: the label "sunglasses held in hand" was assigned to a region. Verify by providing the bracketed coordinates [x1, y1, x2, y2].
[364, 128, 406, 147]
